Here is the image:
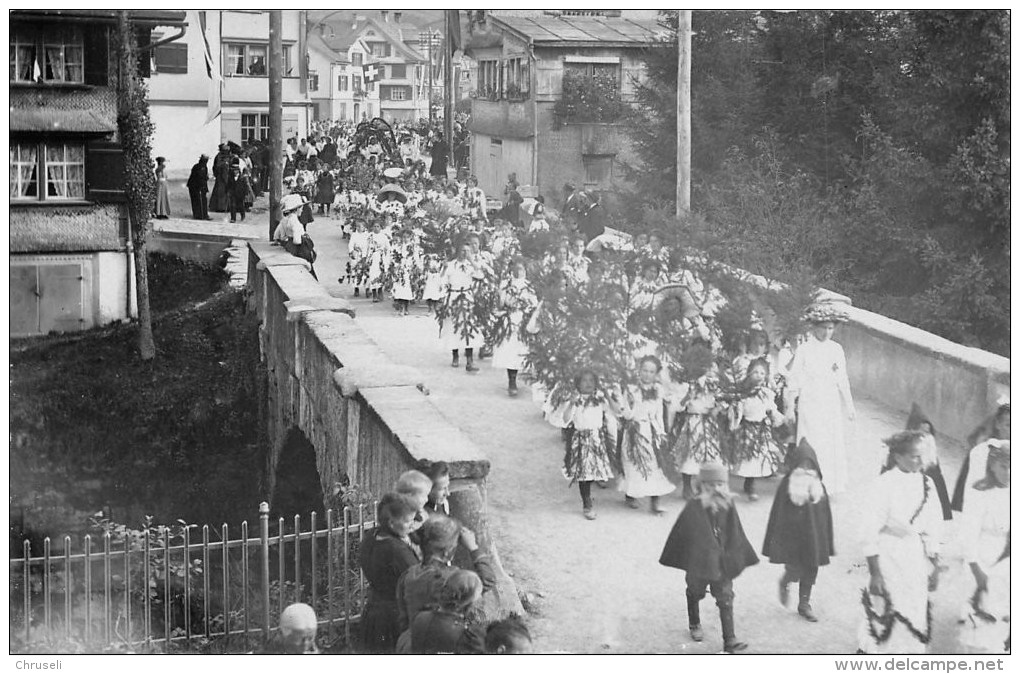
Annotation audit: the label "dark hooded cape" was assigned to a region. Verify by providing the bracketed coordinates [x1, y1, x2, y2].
[659, 498, 759, 580]
[761, 440, 835, 567]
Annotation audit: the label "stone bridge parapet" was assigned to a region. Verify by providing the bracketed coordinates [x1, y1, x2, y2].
[246, 241, 522, 620]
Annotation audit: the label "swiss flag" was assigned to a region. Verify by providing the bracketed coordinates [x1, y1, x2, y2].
[362, 62, 381, 83]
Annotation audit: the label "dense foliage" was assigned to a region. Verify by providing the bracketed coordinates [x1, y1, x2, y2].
[554, 71, 627, 123]
[10, 287, 266, 545]
[624, 10, 1009, 355]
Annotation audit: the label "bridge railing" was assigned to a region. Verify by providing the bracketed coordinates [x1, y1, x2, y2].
[9, 502, 376, 654]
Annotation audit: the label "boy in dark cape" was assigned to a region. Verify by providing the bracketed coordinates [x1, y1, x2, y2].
[761, 438, 834, 622]
[951, 402, 1009, 512]
[660, 461, 759, 653]
[901, 403, 952, 520]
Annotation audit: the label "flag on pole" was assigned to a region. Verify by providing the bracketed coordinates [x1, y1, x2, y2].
[195, 10, 221, 124]
[446, 10, 462, 55]
[362, 61, 381, 84]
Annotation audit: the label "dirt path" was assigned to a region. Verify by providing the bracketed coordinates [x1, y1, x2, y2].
[307, 217, 976, 654]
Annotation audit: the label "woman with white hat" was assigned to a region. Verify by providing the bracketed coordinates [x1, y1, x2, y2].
[274, 193, 317, 280]
[785, 302, 856, 495]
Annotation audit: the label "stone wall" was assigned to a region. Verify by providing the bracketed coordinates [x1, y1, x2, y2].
[247, 241, 523, 619]
[839, 306, 1010, 446]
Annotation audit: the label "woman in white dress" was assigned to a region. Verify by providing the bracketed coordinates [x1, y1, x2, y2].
[958, 443, 1010, 653]
[785, 307, 856, 495]
[857, 431, 943, 654]
[491, 259, 538, 397]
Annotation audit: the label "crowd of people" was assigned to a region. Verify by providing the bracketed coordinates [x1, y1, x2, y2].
[260, 117, 1008, 656]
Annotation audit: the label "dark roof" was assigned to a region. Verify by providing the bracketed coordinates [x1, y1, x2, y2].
[319, 15, 425, 61]
[308, 33, 350, 64]
[11, 9, 187, 26]
[10, 107, 116, 134]
[491, 14, 663, 47]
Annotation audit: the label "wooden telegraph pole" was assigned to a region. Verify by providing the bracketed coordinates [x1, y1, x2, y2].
[269, 11, 283, 238]
[444, 11, 455, 171]
[676, 10, 692, 218]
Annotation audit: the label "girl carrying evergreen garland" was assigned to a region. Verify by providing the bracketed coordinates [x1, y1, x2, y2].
[490, 258, 539, 397]
[421, 254, 445, 315]
[366, 222, 391, 303]
[389, 229, 420, 316]
[616, 355, 677, 515]
[438, 242, 486, 372]
[557, 369, 621, 520]
[669, 345, 725, 500]
[729, 357, 785, 501]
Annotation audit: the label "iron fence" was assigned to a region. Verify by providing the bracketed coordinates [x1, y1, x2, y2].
[10, 501, 376, 653]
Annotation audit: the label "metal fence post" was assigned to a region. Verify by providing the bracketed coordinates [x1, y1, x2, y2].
[259, 501, 270, 644]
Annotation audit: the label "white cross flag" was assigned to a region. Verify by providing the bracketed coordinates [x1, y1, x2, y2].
[363, 62, 381, 83]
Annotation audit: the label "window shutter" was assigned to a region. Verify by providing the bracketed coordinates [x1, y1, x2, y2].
[83, 26, 109, 86]
[85, 140, 126, 203]
[135, 28, 152, 78]
[154, 43, 188, 74]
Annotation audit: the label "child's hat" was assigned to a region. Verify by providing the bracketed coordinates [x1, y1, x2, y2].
[698, 461, 728, 483]
[904, 402, 934, 433]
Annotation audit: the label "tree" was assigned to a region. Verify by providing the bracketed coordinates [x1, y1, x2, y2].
[624, 10, 1009, 355]
[114, 11, 156, 360]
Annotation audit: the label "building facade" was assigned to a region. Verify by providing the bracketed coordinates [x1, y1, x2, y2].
[10, 10, 187, 337]
[318, 12, 428, 124]
[147, 10, 313, 178]
[465, 12, 659, 201]
[307, 29, 380, 124]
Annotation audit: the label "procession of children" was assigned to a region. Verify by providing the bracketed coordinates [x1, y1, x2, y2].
[275, 118, 1008, 657]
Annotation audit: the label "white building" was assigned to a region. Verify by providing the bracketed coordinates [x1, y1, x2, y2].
[148, 10, 313, 178]
[317, 11, 429, 124]
[307, 31, 380, 124]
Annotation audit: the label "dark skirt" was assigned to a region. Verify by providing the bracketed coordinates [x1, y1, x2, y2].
[360, 594, 400, 654]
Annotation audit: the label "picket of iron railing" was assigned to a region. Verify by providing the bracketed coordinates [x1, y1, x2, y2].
[10, 504, 375, 652]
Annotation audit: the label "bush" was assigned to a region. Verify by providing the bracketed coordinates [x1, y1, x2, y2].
[554, 71, 627, 123]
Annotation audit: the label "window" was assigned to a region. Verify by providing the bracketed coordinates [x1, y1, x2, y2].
[477, 59, 501, 99]
[366, 80, 375, 93]
[308, 70, 319, 92]
[368, 42, 390, 58]
[338, 75, 349, 91]
[352, 52, 363, 67]
[10, 140, 85, 201]
[353, 75, 363, 93]
[583, 154, 614, 187]
[154, 41, 188, 74]
[225, 42, 279, 77]
[389, 63, 406, 79]
[505, 57, 529, 99]
[241, 113, 271, 142]
[10, 26, 84, 83]
[390, 86, 407, 101]
[339, 102, 347, 119]
[564, 61, 620, 87]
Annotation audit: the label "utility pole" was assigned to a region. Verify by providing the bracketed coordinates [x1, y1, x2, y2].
[444, 12, 454, 170]
[676, 10, 692, 218]
[269, 11, 283, 238]
[428, 32, 434, 123]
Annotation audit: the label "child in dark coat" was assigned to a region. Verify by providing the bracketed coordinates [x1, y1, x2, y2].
[761, 439, 834, 622]
[660, 461, 759, 653]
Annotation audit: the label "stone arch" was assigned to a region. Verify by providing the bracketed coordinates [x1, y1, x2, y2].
[269, 427, 325, 519]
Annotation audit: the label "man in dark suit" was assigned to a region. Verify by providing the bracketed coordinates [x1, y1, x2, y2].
[186, 154, 212, 220]
[429, 131, 450, 178]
